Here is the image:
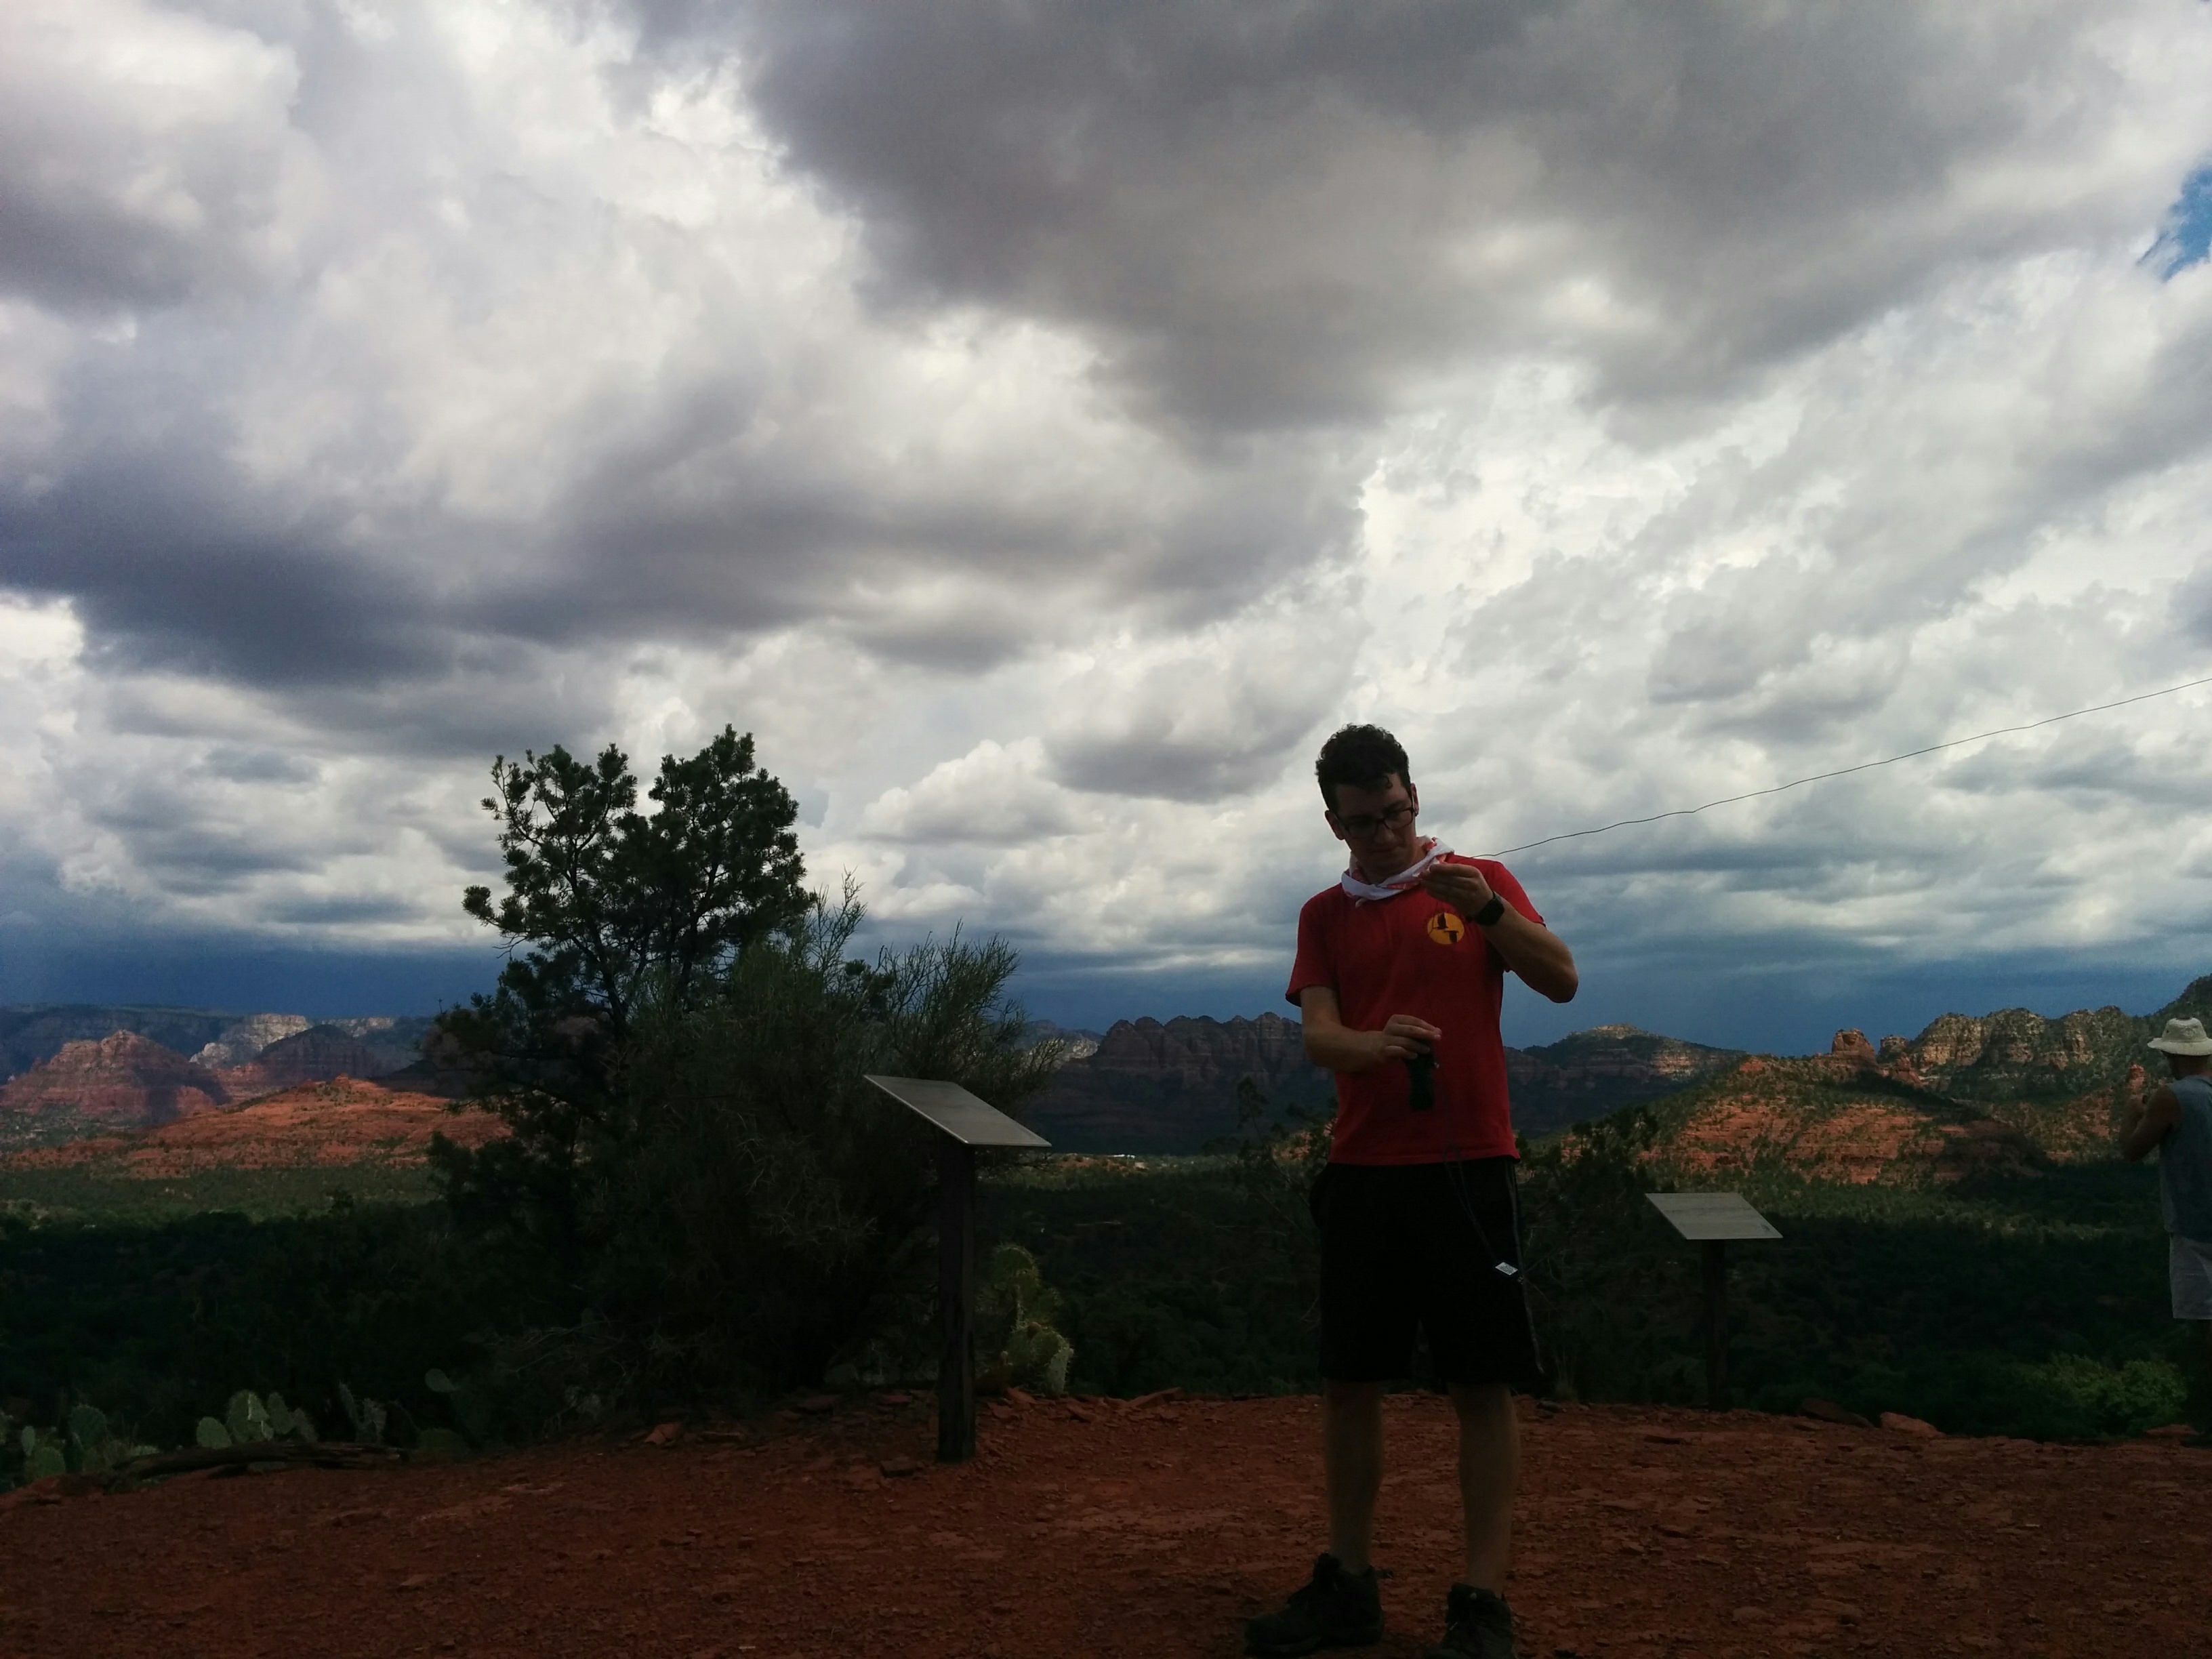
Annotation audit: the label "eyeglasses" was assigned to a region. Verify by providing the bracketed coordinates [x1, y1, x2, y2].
[1334, 803, 1415, 839]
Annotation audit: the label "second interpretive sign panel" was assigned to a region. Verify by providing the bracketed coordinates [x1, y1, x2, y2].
[1645, 1191, 1779, 1410]
[1646, 1191, 1782, 1242]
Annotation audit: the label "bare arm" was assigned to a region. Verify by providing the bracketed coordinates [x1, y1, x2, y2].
[1298, 986, 1441, 1075]
[2121, 1084, 2181, 1162]
[1418, 864, 1578, 1003]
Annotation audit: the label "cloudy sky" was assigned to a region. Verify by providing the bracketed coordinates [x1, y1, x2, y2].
[5, 0, 2212, 1052]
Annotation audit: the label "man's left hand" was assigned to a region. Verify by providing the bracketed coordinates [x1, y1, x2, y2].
[1414, 856, 1579, 1003]
[1420, 861, 1496, 918]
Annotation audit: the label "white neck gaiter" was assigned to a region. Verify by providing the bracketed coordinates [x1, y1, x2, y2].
[1341, 837, 1453, 905]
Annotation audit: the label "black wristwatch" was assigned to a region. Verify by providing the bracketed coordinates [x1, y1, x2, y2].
[1473, 893, 1507, 927]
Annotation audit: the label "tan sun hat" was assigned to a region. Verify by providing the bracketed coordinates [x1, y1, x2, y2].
[2148, 1016, 2212, 1056]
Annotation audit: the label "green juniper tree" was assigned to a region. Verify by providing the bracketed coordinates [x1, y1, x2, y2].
[428, 729, 808, 1270]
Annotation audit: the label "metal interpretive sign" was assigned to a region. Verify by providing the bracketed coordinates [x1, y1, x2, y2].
[1645, 1191, 1783, 1242]
[864, 1076, 1053, 1149]
[864, 1076, 1051, 1463]
[1646, 1191, 1782, 1410]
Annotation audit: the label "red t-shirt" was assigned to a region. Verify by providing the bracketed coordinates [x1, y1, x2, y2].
[1285, 855, 1540, 1166]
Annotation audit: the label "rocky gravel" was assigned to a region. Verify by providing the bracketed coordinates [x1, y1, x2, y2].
[1, 1393, 2203, 1658]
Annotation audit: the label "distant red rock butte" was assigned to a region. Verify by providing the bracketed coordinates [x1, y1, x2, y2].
[5, 1074, 504, 1176]
[218, 1026, 397, 1096]
[0, 1031, 229, 1128]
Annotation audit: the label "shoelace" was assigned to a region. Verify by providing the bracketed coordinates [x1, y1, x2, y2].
[1294, 1565, 1368, 1610]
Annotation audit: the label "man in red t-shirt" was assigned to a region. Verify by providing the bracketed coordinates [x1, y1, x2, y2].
[1246, 724, 1577, 1659]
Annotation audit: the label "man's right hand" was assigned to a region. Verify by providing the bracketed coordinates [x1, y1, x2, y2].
[1298, 987, 1442, 1074]
[1370, 1014, 1443, 1065]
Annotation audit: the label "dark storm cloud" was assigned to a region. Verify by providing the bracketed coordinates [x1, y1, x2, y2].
[262, 894, 419, 925]
[1, 173, 219, 314]
[1046, 679, 1338, 803]
[3, 227, 1355, 712]
[0, 869, 502, 1012]
[82, 808, 321, 891]
[1048, 730, 1300, 804]
[710, 0, 2167, 424]
[499, 394, 1364, 670]
[0, 467, 444, 688]
[199, 746, 321, 785]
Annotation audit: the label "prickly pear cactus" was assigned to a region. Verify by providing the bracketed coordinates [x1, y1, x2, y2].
[338, 1384, 386, 1446]
[66, 1405, 126, 1475]
[1006, 1320, 1075, 1396]
[22, 1429, 65, 1481]
[1007, 1318, 1075, 1396]
[1044, 1338, 1072, 1396]
[983, 1244, 1054, 1325]
[975, 1243, 1076, 1396]
[561, 1385, 604, 1424]
[66, 1405, 133, 1477]
[226, 1390, 274, 1446]
[184, 1388, 321, 1452]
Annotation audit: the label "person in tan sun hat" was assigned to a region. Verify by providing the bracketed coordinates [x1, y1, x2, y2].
[2121, 1015, 2212, 1431]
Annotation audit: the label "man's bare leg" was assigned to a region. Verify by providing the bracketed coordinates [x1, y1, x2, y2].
[1323, 1379, 1387, 1572]
[1448, 1382, 1519, 1591]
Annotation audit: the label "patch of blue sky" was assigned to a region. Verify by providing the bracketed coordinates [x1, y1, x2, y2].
[2147, 161, 2212, 277]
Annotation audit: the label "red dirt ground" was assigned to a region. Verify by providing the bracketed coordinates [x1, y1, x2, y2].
[1, 1395, 2201, 1659]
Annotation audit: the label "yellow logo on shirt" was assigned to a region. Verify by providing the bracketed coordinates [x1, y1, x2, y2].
[1427, 911, 1466, 945]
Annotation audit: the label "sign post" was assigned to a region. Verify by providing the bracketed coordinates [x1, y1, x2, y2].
[1645, 1192, 1781, 1410]
[865, 1076, 1050, 1462]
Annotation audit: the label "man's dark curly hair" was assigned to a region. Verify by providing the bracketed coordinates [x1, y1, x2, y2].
[1315, 723, 1412, 810]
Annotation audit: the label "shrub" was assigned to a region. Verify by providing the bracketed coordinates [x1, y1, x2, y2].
[1517, 1109, 1702, 1402]
[581, 899, 1060, 1393]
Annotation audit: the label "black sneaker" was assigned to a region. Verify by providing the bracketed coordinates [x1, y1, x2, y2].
[1243, 1553, 1385, 1656]
[1420, 1583, 1516, 1659]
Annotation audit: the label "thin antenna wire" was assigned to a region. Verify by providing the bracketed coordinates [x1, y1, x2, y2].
[1483, 672, 2212, 859]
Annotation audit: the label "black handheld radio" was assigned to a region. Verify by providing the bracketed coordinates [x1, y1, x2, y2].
[1405, 1050, 1436, 1111]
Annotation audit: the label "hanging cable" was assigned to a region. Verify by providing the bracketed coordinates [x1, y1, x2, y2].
[1483, 672, 2212, 859]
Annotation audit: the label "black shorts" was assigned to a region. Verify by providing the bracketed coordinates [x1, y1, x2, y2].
[1312, 1158, 1541, 1389]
